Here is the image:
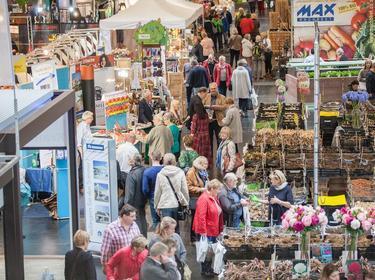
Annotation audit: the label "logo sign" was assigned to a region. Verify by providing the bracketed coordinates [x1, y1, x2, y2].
[296, 3, 336, 23]
[138, 34, 151, 40]
[293, 0, 357, 27]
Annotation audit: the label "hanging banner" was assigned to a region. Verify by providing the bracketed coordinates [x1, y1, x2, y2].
[293, 0, 374, 59]
[0, 0, 14, 87]
[135, 20, 168, 45]
[83, 137, 118, 252]
[13, 55, 27, 73]
[31, 60, 58, 90]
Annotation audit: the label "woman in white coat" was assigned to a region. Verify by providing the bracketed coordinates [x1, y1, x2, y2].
[241, 34, 253, 67]
[221, 97, 243, 151]
[231, 60, 252, 114]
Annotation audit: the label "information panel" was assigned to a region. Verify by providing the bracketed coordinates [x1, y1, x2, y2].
[83, 137, 118, 252]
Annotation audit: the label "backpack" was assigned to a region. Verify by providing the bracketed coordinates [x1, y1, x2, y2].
[252, 42, 262, 59]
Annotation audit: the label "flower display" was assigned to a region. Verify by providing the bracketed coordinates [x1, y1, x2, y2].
[281, 205, 328, 233]
[342, 90, 369, 103]
[332, 206, 373, 234]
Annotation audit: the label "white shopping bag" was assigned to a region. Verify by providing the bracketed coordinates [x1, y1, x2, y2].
[211, 242, 226, 274]
[242, 206, 251, 228]
[251, 88, 258, 108]
[196, 236, 209, 263]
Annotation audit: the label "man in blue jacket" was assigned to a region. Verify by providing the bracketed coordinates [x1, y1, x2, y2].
[142, 151, 163, 230]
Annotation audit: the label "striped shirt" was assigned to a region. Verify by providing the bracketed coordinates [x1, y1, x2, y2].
[100, 219, 140, 264]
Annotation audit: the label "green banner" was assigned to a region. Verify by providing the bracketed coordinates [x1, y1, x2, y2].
[135, 20, 168, 46]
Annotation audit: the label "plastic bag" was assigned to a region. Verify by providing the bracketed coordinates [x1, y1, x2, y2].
[196, 236, 209, 263]
[243, 206, 251, 228]
[251, 88, 258, 108]
[211, 242, 226, 274]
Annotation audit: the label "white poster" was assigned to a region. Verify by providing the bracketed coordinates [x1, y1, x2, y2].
[83, 137, 118, 252]
[293, 0, 357, 27]
[0, 0, 14, 86]
[31, 60, 58, 90]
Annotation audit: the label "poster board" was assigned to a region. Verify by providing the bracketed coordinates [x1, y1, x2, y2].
[83, 137, 118, 252]
[292, 0, 374, 59]
[31, 60, 58, 90]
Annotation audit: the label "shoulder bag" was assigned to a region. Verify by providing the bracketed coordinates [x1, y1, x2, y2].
[223, 143, 243, 172]
[164, 175, 190, 221]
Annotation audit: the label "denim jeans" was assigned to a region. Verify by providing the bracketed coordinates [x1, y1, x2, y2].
[232, 214, 242, 228]
[149, 197, 160, 230]
[160, 207, 180, 233]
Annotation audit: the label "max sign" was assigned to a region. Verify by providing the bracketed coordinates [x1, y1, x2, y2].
[296, 4, 336, 22]
[293, 0, 356, 27]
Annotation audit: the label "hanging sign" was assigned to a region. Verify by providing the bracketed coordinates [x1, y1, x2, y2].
[297, 72, 310, 95]
[293, 0, 374, 59]
[31, 60, 58, 90]
[83, 137, 118, 252]
[13, 55, 27, 73]
[135, 20, 168, 45]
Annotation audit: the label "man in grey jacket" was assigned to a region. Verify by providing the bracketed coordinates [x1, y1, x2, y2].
[124, 153, 147, 237]
[140, 242, 180, 280]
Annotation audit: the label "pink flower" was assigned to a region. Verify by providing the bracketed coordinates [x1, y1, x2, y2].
[297, 207, 304, 215]
[318, 212, 327, 224]
[311, 215, 320, 226]
[357, 212, 366, 222]
[282, 218, 290, 229]
[293, 221, 305, 232]
[289, 218, 297, 227]
[340, 207, 348, 215]
[343, 214, 353, 226]
[302, 216, 312, 227]
[362, 220, 372, 231]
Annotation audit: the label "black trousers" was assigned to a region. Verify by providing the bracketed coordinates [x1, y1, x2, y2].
[230, 49, 240, 68]
[265, 52, 273, 74]
[248, 1, 256, 13]
[218, 81, 227, 96]
[239, 98, 248, 113]
[213, 32, 223, 51]
[209, 120, 221, 153]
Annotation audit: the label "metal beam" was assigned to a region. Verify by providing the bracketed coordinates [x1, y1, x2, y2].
[18, 90, 75, 147]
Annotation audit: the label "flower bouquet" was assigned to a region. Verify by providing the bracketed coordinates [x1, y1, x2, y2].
[275, 79, 287, 104]
[341, 90, 369, 129]
[333, 206, 373, 259]
[281, 205, 328, 260]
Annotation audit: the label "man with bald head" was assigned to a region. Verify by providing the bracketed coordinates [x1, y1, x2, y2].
[138, 89, 154, 124]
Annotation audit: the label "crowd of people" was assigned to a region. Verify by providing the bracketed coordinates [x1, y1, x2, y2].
[66, 1, 375, 280]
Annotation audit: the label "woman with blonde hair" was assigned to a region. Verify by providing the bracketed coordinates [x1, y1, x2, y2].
[65, 230, 96, 279]
[149, 217, 187, 263]
[241, 34, 253, 67]
[228, 28, 243, 67]
[169, 99, 183, 125]
[186, 156, 209, 241]
[222, 97, 243, 148]
[200, 32, 215, 60]
[216, 126, 237, 175]
[250, 13, 260, 41]
[260, 170, 293, 225]
[358, 59, 372, 90]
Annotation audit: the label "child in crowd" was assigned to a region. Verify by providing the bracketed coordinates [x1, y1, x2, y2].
[178, 135, 199, 173]
[162, 239, 182, 280]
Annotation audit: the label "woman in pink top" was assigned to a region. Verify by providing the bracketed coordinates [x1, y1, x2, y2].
[200, 32, 215, 61]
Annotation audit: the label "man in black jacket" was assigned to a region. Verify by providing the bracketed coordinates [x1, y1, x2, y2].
[124, 153, 147, 237]
[138, 89, 154, 124]
[187, 87, 208, 129]
[366, 62, 375, 100]
[186, 59, 209, 106]
[190, 37, 204, 63]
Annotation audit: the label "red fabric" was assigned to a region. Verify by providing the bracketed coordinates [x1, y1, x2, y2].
[191, 114, 212, 166]
[106, 246, 148, 280]
[213, 63, 232, 87]
[239, 18, 254, 36]
[202, 59, 217, 83]
[193, 191, 224, 237]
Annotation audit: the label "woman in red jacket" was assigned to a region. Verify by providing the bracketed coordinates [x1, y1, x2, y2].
[193, 179, 224, 277]
[213, 55, 232, 96]
[106, 236, 148, 280]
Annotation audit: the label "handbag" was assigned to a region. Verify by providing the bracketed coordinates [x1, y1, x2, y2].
[223, 144, 243, 172]
[164, 175, 189, 221]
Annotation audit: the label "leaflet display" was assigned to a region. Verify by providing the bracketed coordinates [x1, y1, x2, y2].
[83, 137, 118, 252]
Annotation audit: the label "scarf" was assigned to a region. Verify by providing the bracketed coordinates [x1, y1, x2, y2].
[274, 182, 288, 191]
[198, 170, 209, 186]
[215, 140, 227, 169]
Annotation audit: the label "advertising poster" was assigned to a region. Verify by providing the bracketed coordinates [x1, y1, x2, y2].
[293, 0, 374, 59]
[83, 138, 118, 252]
[31, 60, 58, 90]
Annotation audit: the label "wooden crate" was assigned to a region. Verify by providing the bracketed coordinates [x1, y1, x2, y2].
[275, 0, 291, 29]
[269, 31, 291, 55]
[269, 12, 280, 30]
